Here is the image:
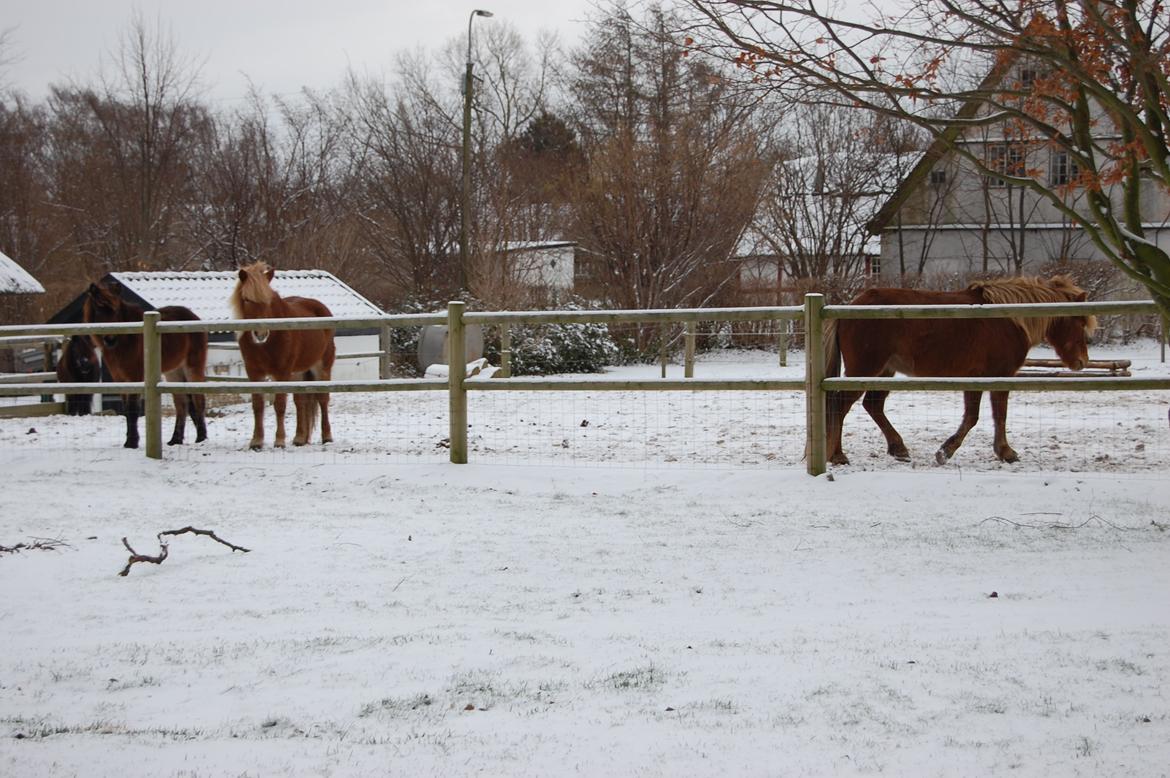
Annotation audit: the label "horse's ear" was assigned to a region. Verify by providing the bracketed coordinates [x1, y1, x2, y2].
[1074, 290, 1088, 302]
[265, 266, 276, 282]
[238, 269, 249, 283]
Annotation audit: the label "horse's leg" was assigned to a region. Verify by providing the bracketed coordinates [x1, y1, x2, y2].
[190, 390, 208, 443]
[989, 391, 1018, 463]
[936, 391, 982, 465]
[862, 390, 910, 461]
[273, 391, 288, 448]
[317, 360, 333, 444]
[164, 368, 188, 446]
[825, 389, 862, 466]
[249, 393, 265, 450]
[123, 393, 140, 449]
[319, 391, 332, 444]
[292, 392, 311, 446]
[186, 346, 209, 443]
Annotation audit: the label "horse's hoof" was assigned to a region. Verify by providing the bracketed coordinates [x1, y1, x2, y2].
[195, 434, 207, 443]
[829, 454, 849, 466]
[892, 452, 911, 462]
[167, 439, 182, 446]
[250, 443, 263, 451]
[124, 441, 139, 449]
[292, 440, 307, 447]
[934, 450, 949, 466]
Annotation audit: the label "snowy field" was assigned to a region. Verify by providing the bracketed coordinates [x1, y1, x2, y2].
[1, 343, 1169, 776]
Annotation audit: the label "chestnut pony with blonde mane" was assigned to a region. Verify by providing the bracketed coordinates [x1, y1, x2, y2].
[230, 262, 335, 450]
[824, 275, 1096, 466]
[83, 281, 209, 448]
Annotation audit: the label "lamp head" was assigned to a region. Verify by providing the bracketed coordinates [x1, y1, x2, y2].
[474, 9, 493, 17]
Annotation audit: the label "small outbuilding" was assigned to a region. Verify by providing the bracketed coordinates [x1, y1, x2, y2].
[0, 249, 45, 295]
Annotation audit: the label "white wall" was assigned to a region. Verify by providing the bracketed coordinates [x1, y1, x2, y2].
[207, 334, 381, 381]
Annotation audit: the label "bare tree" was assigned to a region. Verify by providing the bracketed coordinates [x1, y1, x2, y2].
[44, 13, 207, 272]
[567, 4, 769, 318]
[748, 104, 917, 297]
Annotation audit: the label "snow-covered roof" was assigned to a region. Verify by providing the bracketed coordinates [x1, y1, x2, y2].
[0, 250, 45, 294]
[109, 270, 383, 321]
[503, 240, 576, 252]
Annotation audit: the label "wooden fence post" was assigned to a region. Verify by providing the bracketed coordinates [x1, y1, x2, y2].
[448, 301, 468, 464]
[142, 311, 163, 460]
[500, 325, 512, 378]
[778, 319, 788, 367]
[379, 324, 392, 379]
[684, 321, 696, 378]
[659, 325, 668, 378]
[803, 294, 826, 476]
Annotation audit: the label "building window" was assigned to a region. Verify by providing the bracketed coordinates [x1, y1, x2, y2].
[986, 143, 1026, 187]
[1050, 149, 1080, 186]
[1018, 67, 1038, 88]
[867, 254, 881, 277]
[929, 169, 947, 186]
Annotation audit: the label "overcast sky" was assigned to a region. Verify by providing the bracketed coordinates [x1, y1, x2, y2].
[3, 0, 597, 103]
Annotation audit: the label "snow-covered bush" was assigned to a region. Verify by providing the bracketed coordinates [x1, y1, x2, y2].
[492, 300, 620, 376]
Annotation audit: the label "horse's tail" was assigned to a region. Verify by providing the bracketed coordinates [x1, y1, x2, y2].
[301, 370, 320, 438]
[823, 319, 842, 378]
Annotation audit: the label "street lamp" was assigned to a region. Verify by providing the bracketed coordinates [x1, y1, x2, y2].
[460, 8, 493, 293]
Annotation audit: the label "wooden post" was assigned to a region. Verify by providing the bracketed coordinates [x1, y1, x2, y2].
[803, 294, 826, 476]
[659, 325, 668, 379]
[684, 321, 696, 378]
[500, 325, 512, 378]
[448, 301, 468, 464]
[379, 324, 392, 379]
[1162, 315, 1167, 364]
[142, 311, 163, 460]
[778, 319, 788, 367]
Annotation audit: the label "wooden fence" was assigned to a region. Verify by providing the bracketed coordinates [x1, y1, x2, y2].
[0, 296, 1166, 475]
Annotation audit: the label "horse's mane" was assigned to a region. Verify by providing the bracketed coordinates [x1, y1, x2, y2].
[968, 275, 1096, 344]
[230, 262, 276, 318]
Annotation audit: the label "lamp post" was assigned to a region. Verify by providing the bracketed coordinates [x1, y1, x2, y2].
[460, 8, 493, 293]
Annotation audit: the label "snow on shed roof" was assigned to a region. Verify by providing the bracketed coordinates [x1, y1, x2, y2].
[0, 249, 45, 294]
[109, 270, 383, 321]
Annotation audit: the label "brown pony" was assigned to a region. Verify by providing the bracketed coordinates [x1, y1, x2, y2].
[230, 262, 335, 450]
[83, 281, 209, 448]
[824, 275, 1096, 466]
[56, 334, 99, 416]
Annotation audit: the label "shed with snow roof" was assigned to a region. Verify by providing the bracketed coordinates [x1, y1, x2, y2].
[0, 249, 44, 295]
[48, 270, 386, 380]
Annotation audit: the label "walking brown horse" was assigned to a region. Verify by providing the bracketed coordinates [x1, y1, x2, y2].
[824, 275, 1096, 466]
[83, 281, 209, 448]
[230, 262, 335, 450]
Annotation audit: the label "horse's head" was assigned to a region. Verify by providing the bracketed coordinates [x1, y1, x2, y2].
[84, 281, 130, 348]
[231, 262, 278, 341]
[1044, 276, 1097, 372]
[68, 335, 96, 374]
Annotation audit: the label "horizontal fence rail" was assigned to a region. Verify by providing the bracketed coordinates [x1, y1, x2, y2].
[1, 295, 1166, 471]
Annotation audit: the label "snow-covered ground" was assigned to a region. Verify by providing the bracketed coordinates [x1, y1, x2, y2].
[1, 343, 1168, 776]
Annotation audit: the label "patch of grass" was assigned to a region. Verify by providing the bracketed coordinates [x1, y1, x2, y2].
[597, 665, 665, 692]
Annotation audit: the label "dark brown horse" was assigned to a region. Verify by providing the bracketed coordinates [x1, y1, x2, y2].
[56, 335, 99, 416]
[824, 275, 1096, 466]
[83, 281, 209, 448]
[230, 262, 335, 450]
